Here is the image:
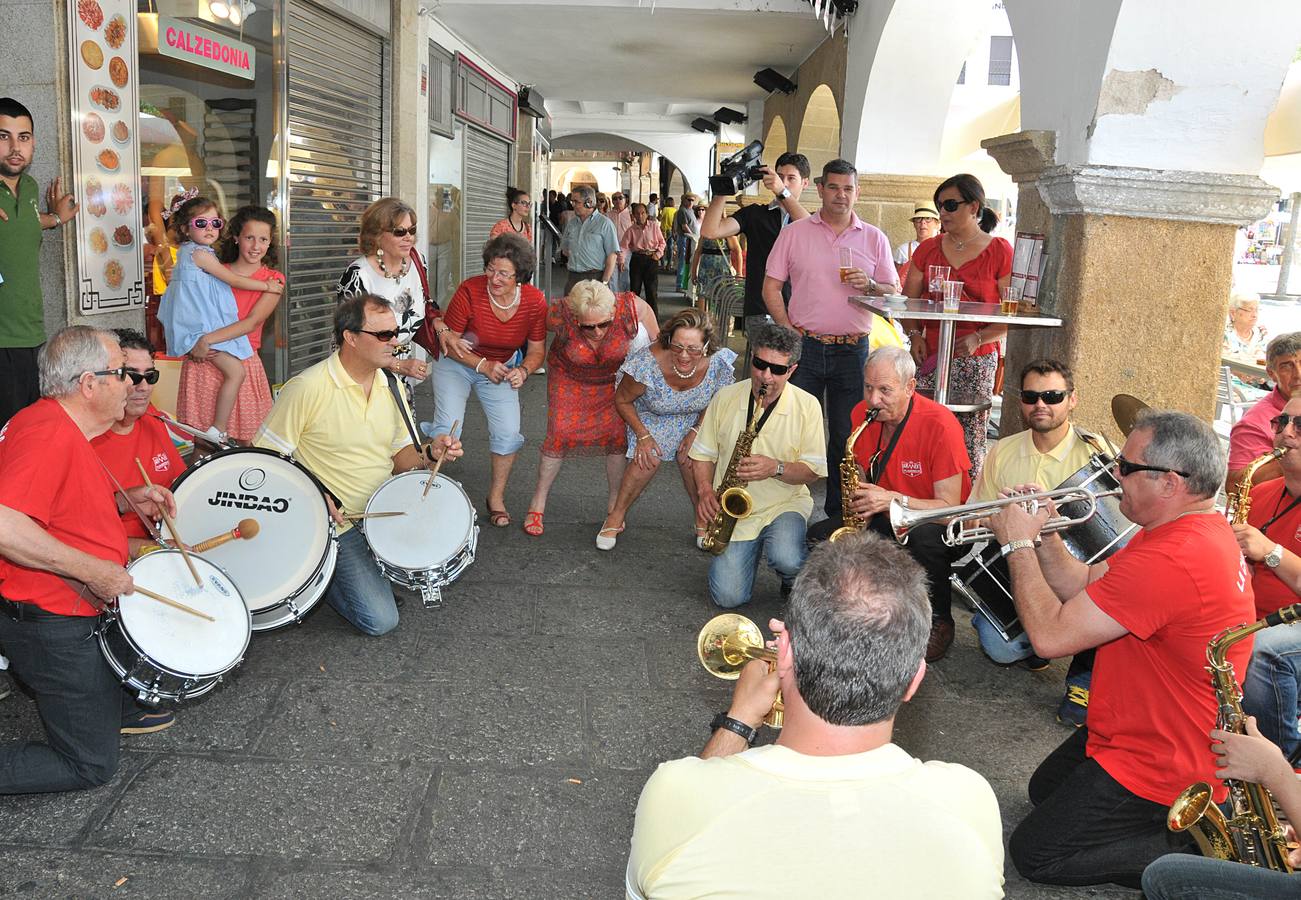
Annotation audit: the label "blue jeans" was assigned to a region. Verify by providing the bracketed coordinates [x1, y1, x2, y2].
[707, 511, 807, 609]
[973, 612, 1036, 664]
[0, 604, 124, 793]
[1241, 621, 1301, 764]
[325, 527, 399, 636]
[1142, 851, 1301, 899]
[789, 335, 871, 518]
[428, 354, 524, 456]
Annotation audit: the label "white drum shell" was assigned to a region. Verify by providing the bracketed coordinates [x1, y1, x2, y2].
[363, 471, 478, 591]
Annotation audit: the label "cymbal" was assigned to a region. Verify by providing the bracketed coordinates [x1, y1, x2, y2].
[1111, 394, 1150, 437]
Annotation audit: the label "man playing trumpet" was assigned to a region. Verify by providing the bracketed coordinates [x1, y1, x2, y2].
[988, 410, 1255, 888]
[625, 534, 1004, 899]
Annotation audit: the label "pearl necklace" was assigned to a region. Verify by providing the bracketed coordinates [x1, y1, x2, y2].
[490, 286, 520, 311]
[671, 360, 699, 379]
[374, 248, 408, 282]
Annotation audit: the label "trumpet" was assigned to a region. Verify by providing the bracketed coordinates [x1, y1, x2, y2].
[696, 613, 783, 728]
[890, 485, 1123, 547]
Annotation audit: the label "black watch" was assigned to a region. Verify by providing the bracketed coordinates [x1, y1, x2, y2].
[710, 711, 758, 745]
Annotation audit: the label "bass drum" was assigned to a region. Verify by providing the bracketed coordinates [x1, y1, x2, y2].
[169, 448, 337, 630]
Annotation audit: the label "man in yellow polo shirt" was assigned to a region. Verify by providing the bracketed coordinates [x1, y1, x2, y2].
[969, 358, 1114, 726]
[255, 294, 460, 635]
[690, 323, 826, 608]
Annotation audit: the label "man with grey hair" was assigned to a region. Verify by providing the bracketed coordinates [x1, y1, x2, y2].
[0, 326, 180, 794]
[559, 185, 618, 294]
[1228, 331, 1301, 490]
[689, 323, 826, 609]
[989, 409, 1254, 888]
[817, 345, 972, 661]
[626, 533, 1004, 898]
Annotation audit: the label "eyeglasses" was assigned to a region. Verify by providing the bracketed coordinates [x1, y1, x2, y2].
[669, 341, 705, 357]
[752, 357, 791, 376]
[578, 319, 614, 332]
[1020, 389, 1068, 406]
[388, 227, 417, 238]
[125, 368, 161, 386]
[356, 328, 400, 342]
[73, 367, 129, 383]
[512, 199, 531, 206]
[1115, 455, 1190, 479]
[190, 217, 224, 230]
[936, 199, 967, 213]
[485, 267, 517, 281]
[1271, 413, 1301, 433]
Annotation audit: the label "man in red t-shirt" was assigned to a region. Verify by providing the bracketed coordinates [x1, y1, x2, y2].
[989, 410, 1255, 888]
[1232, 394, 1301, 767]
[91, 329, 186, 555]
[0, 326, 177, 795]
[812, 346, 970, 662]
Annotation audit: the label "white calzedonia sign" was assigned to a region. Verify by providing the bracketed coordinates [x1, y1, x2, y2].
[157, 16, 255, 81]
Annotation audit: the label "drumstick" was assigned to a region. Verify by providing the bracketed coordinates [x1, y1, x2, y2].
[135, 458, 201, 587]
[131, 586, 215, 622]
[345, 511, 407, 520]
[422, 420, 458, 499]
[191, 518, 260, 554]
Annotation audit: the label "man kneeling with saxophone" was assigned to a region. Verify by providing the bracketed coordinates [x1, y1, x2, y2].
[689, 323, 826, 608]
[988, 410, 1255, 888]
[625, 534, 1005, 899]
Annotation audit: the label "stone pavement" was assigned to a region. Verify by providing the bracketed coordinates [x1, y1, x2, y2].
[0, 281, 1143, 899]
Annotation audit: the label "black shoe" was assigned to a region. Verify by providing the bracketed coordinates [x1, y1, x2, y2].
[1019, 654, 1051, 672]
[121, 708, 175, 735]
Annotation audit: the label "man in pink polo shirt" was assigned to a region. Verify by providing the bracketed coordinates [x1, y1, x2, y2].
[762, 158, 898, 519]
[1228, 332, 1301, 493]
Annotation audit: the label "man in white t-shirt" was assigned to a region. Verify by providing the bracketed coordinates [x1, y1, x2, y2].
[625, 533, 1005, 900]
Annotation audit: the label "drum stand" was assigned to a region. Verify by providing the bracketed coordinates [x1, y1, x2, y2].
[420, 585, 443, 609]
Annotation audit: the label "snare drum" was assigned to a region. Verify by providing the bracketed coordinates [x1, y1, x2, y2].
[100, 550, 251, 704]
[169, 448, 337, 630]
[363, 470, 478, 607]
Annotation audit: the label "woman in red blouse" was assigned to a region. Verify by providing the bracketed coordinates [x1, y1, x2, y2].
[901, 174, 1012, 476]
[488, 187, 533, 245]
[427, 233, 548, 527]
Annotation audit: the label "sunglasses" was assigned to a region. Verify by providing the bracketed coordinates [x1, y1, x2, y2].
[1020, 389, 1068, 405]
[357, 328, 400, 342]
[936, 199, 968, 213]
[752, 357, 791, 376]
[74, 367, 129, 383]
[388, 227, 417, 238]
[190, 217, 224, 230]
[125, 368, 161, 385]
[1115, 455, 1190, 479]
[578, 319, 614, 332]
[669, 341, 705, 357]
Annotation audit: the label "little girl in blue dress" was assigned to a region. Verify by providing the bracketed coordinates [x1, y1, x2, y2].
[159, 195, 283, 442]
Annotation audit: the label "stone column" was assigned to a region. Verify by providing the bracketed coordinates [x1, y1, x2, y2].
[390, 3, 428, 215]
[853, 173, 950, 255]
[983, 141, 1277, 443]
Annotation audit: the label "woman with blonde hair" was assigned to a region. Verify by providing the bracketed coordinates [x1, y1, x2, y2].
[523, 280, 657, 536]
[599, 308, 737, 550]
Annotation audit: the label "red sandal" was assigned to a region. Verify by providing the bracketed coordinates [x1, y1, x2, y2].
[523, 510, 544, 537]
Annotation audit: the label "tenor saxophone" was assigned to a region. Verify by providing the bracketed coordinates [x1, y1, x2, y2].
[1167, 603, 1301, 871]
[700, 384, 768, 556]
[1228, 448, 1285, 524]
[829, 408, 879, 542]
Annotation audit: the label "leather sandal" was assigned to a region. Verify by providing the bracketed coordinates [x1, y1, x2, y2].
[523, 510, 544, 537]
[596, 523, 625, 551]
[486, 499, 510, 527]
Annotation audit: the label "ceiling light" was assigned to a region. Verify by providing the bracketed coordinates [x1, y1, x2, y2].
[690, 118, 719, 134]
[209, 0, 231, 18]
[753, 68, 797, 95]
[228, 5, 243, 24]
[713, 107, 747, 125]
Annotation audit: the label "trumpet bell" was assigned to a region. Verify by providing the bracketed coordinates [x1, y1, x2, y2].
[697, 613, 772, 678]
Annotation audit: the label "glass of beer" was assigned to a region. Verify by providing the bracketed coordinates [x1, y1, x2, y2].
[1001, 283, 1023, 315]
[927, 264, 950, 303]
[942, 280, 964, 312]
[839, 247, 854, 284]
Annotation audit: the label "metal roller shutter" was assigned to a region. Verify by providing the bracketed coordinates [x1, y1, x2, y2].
[462, 125, 511, 278]
[286, 2, 388, 375]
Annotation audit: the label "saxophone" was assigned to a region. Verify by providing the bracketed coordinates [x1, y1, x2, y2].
[1167, 602, 1301, 871]
[700, 384, 768, 556]
[829, 409, 880, 542]
[1228, 448, 1285, 524]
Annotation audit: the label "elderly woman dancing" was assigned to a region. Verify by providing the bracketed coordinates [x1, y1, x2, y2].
[523, 280, 657, 536]
[425, 233, 548, 526]
[598, 309, 736, 550]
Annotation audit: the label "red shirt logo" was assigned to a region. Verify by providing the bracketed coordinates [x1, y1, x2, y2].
[901, 460, 923, 478]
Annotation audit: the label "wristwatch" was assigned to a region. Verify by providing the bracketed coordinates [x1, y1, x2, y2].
[775, 461, 786, 478]
[710, 712, 758, 745]
[1001, 539, 1036, 558]
[777, 187, 792, 200]
[1264, 543, 1285, 569]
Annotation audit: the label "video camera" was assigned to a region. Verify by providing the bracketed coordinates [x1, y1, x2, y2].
[709, 140, 765, 196]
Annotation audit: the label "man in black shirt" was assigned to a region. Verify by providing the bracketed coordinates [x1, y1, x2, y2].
[700, 153, 811, 349]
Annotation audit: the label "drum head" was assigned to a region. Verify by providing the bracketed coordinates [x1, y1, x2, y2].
[170, 449, 331, 613]
[120, 551, 250, 676]
[365, 472, 475, 571]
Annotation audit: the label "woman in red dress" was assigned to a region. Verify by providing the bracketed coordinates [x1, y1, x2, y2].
[523, 280, 654, 536]
[901, 174, 1012, 477]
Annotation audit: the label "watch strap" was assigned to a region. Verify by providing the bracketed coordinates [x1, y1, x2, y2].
[710, 712, 758, 745]
[1001, 539, 1036, 558]
[1266, 543, 1285, 568]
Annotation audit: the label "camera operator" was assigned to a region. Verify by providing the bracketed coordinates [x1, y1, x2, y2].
[700, 151, 811, 350]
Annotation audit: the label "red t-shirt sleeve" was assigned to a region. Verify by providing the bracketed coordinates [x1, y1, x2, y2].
[0, 423, 58, 526]
[443, 280, 475, 334]
[928, 412, 971, 485]
[991, 237, 1013, 279]
[1086, 533, 1186, 639]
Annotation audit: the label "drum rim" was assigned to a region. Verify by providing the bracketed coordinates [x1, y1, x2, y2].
[363, 471, 476, 570]
[168, 446, 337, 606]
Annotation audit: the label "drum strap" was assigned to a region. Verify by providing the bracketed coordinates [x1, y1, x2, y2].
[383, 370, 426, 455]
[96, 457, 166, 544]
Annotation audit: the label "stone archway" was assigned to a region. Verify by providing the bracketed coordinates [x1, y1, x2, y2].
[797, 84, 841, 184]
[553, 167, 599, 193]
[763, 115, 788, 167]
